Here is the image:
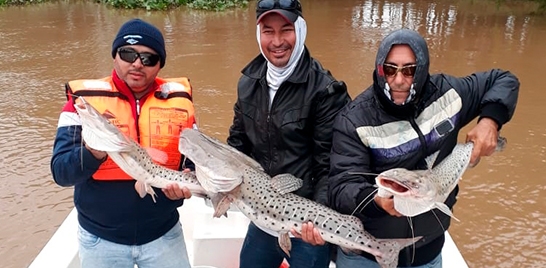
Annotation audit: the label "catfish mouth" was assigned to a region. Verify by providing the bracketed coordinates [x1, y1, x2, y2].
[377, 177, 410, 194]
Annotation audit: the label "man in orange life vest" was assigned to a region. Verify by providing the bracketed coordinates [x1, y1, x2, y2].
[51, 18, 195, 268]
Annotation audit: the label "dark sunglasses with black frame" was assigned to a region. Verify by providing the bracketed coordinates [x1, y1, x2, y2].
[117, 47, 160, 67]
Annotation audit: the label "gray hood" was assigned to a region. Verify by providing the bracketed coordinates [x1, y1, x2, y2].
[375, 29, 430, 106]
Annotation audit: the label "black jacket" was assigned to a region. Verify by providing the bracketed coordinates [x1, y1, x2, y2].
[328, 69, 519, 266]
[227, 48, 350, 205]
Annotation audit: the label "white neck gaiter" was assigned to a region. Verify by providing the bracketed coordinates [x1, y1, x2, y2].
[256, 17, 307, 108]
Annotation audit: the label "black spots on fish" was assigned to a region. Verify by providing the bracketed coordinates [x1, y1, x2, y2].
[293, 223, 298, 227]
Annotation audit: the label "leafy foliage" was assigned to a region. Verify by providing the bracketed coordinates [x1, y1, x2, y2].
[0, 0, 248, 10]
[187, 0, 248, 11]
[96, 0, 248, 10]
[0, 0, 47, 5]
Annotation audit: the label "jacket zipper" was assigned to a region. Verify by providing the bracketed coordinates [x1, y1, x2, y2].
[401, 114, 428, 265]
[133, 97, 142, 244]
[135, 99, 141, 143]
[265, 80, 274, 173]
[408, 116, 427, 160]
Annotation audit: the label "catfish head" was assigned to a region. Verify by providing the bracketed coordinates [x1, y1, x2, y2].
[375, 168, 435, 199]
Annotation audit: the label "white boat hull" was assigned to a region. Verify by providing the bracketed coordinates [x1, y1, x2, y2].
[28, 197, 468, 268]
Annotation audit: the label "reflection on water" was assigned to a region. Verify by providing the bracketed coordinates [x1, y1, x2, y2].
[0, 0, 545, 267]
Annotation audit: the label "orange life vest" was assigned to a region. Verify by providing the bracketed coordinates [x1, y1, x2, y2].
[67, 76, 195, 181]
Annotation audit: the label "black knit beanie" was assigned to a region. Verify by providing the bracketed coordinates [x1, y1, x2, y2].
[111, 19, 166, 68]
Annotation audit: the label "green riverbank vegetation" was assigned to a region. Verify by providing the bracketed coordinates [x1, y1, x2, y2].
[98, 0, 248, 10]
[0, 0, 249, 10]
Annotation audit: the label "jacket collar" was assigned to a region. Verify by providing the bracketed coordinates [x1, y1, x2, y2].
[241, 47, 312, 84]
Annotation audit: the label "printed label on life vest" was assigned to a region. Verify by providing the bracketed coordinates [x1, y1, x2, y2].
[148, 107, 189, 166]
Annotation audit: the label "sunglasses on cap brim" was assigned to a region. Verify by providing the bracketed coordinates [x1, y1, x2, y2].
[257, 0, 301, 13]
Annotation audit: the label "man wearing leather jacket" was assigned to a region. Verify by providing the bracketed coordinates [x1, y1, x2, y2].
[226, 0, 350, 267]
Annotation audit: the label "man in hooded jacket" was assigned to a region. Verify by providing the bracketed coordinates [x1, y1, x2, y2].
[297, 29, 519, 267]
[226, 0, 351, 267]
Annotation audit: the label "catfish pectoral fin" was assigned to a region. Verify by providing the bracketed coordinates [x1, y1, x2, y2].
[210, 193, 232, 218]
[278, 232, 292, 257]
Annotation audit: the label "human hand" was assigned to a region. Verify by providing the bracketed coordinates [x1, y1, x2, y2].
[466, 118, 499, 166]
[84, 143, 107, 160]
[374, 195, 402, 217]
[291, 222, 326, 246]
[162, 183, 192, 201]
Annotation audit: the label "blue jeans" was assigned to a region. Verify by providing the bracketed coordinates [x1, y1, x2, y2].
[239, 222, 331, 268]
[78, 223, 191, 268]
[336, 246, 442, 268]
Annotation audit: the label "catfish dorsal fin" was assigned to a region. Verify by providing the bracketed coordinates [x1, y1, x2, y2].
[200, 131, 264, 171]
[270, 174, 303, 194]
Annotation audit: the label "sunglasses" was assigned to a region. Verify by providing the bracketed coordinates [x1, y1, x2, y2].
[117, 47, 160, 67]
[383, 63, 417, 77]
[257, 0, 301, 12]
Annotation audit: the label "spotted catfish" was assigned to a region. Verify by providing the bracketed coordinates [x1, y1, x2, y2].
[178, 128, 420, 268]
[376, 136, 507, 218]
[73, 96, 209, 201]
